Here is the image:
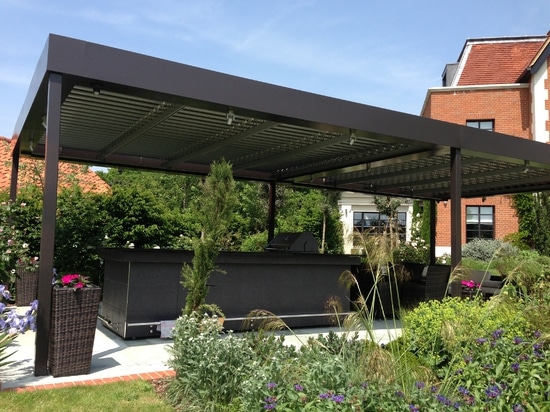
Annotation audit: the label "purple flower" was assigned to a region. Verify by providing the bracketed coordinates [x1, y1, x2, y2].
[436, 394, 452, 406]
[266, 382, 277, 390]
[511, 362, 520, 373]
[492, 329, 504, 340]
[534, 330, 541, 339]
[513, 404, 525, 412]
[485, 384, 501, 399]
[415, 381, 425, 389]
[476, 337, 488, 345]
[458, 386, 470, 395]
[395, 390, 404, 398]
[533, 343, 544, 358]
[293, 384, 303, 392]
[264, 396, 277, 410]
[332, 394, 345, 403]
[513, 336, 523, 345]
[409, 405, 420, 412]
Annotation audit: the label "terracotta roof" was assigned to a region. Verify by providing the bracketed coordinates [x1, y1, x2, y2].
[0, 137, 110, 194]
[456, 37, 546, 86]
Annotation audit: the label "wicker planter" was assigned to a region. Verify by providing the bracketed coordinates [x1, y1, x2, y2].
[48, 286, 101, 377]
[15, 267, 39, 306]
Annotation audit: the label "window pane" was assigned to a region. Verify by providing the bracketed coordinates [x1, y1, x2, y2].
[479, 121, 494, 131]
[465, 205, 494, 241]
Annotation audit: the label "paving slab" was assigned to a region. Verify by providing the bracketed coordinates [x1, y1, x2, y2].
[0, 310, 401, 391]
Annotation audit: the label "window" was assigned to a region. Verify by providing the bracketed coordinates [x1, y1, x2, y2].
[466, 206, 494, 241]
[466, 120, 494, 131]
[353, 211, 407, 240]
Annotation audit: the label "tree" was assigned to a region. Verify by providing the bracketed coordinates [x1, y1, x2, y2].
[181, 159, 237, 316]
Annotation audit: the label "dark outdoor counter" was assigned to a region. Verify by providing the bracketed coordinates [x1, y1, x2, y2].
[98, 248, 360, 339]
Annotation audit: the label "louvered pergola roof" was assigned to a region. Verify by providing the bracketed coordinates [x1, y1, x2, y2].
[12, 34, 550, 201]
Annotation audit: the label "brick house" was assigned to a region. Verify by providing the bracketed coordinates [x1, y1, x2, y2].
[422, 33, 550, 256]
[0, 136, 110, 194]
[340, 32, 550, 255]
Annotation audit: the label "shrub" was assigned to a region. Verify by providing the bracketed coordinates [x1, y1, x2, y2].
[401, 297, 528, 372]
[441, 330, 550, 410]
[167, 314, 258, 411]
[462, 238, 518, 263]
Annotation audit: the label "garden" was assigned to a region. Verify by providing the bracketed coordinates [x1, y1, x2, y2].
[0, 161, 549, 410]
[162, 236, 549, 411]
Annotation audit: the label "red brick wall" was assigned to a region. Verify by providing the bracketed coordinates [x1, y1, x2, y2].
[425, 87, 531, 138]
[435, 196, 518, 247]
[424, 86, 529, 246]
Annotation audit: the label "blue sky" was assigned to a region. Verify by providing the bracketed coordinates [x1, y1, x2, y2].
[1, 0, 549, 138]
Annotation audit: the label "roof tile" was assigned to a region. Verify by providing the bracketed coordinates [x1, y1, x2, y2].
[458, 40, 545, 85]
[0, 137, 110, 194]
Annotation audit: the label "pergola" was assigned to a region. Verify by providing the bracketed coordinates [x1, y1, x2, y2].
[11, 34, 550, 376]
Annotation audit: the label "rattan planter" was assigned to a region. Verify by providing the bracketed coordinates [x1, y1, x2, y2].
[48, 286, 101, 377]
[15, 267, 38, 306]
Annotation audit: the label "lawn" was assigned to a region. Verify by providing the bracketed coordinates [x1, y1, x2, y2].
[0, 379, 175, 412]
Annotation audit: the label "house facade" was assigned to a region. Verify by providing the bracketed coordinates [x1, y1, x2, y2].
[340, 32, 550, 255]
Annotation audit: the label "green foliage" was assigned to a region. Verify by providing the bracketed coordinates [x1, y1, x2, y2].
[402, 297, 528, 371]
[0, 379, 175, 411]
[55, 187, 107, 285]
[392, 238, 429, 264]
[461, 238, 518, 263]
[512, 192, 550, 254]
[239, 230, 268, 252]
[276, 187, 343, 254]
[532, 192, 550, 256]
[167, 314, 258, 411]
[442, 330, 550, 410]
[102, 186, 176, 249]
[0, 195, 40, 286]
[181, 159, 237, 316]
[0, 332, 16, 368]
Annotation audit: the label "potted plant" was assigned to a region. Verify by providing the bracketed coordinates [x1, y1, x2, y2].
[49, 272, 101, 377]
[181, 159, 237, 321]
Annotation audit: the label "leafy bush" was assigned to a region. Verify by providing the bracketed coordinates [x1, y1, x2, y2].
[167, 314, 258, 411]
[402, 297, 528, 371]
[462, 238, 518, 262]
[392, 239, 429, 264]
[442, 330, 550, 410]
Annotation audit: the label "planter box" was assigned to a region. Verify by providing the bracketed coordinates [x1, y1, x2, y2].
[98, 249, 360, 338]
[48, 286, 101, 377]
[15, 267, 38, 306]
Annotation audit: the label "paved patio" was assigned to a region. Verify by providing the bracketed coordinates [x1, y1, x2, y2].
[0, 310, 401, 392]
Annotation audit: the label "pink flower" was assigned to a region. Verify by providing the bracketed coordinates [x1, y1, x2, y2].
[461, 280, 480, 289]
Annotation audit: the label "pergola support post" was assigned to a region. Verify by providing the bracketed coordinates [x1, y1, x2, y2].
[450, 147, 462, 296]
[34, 72, 62, 376]
[429, 200, 436, 265]
[9, 139, 21, 202]
[267, 181, 276, 242]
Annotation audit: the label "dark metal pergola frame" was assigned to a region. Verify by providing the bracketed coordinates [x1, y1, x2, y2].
[11, 34, 550, 376]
